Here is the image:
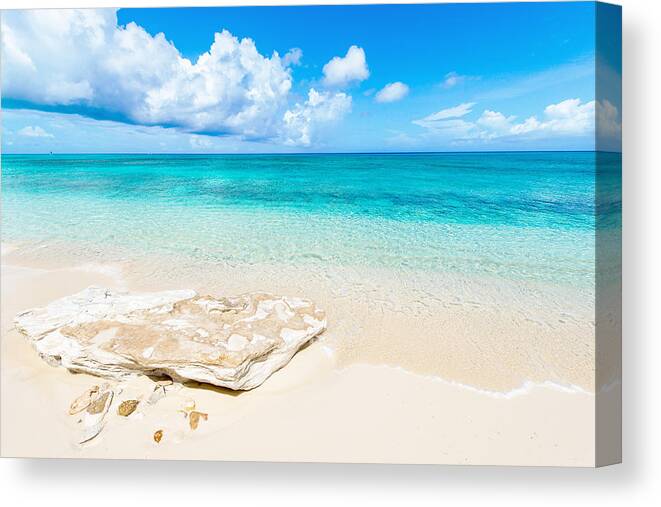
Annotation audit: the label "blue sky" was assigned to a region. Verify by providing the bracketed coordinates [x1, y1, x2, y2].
[1, 2, 621, 153]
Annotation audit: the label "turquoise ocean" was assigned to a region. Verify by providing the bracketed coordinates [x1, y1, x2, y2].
[1, 152, 620, 289]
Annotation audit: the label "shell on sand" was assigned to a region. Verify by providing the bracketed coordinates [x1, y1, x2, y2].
[15, 286, 326, 390]
[68, 385, 100, 415]
[77, 384, 114, 444]
[147, 379, 182, 406]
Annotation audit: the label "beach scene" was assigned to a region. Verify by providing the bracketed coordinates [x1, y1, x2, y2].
[1, 3, 621, 465]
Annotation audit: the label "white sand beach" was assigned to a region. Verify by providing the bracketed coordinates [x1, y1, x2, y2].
[1, 244, 608, 465]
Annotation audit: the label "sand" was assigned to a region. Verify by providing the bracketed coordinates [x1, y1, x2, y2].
[1, 245, 604, 465]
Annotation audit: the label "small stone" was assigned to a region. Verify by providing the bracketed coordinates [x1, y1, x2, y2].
[189, 411, 208, 430]
[153, 430, 163, 443]
[117, 399, 139, 417]
[86, 391, 111, 415]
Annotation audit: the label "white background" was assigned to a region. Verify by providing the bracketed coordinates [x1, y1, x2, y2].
[0, 0, 659, 505]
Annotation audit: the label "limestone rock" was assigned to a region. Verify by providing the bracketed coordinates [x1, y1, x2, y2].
[15, 286, 326, 390]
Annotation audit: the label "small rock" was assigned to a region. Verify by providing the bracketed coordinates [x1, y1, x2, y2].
[189, 411, 208, 431]
[117, 399, 139, 417]
[153, 429, 163, 443]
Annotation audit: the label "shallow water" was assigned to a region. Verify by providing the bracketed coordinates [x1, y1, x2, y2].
[2, 152, 620, 287]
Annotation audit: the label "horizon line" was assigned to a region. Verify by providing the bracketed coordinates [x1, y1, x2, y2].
[1, 149, 621, 156]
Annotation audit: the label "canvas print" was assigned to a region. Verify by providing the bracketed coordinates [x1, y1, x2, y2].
[0, 2, 621, 466]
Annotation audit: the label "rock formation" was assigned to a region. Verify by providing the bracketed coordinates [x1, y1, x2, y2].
[15, 286, 326, 390]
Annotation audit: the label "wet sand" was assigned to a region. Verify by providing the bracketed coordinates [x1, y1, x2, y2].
[2, 240, 598, 392]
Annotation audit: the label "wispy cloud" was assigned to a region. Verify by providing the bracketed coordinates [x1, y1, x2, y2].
[18, 125, 53, 138]
[411, 97, 612, 146]
[474, 56, 594, 101]
[441, 71, 481, 89]
[189, 134, 214, 150]
[443, 72, 461, 88]
[412, 102, 475, 129]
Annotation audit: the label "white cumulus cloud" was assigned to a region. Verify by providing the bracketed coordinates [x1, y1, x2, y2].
[1, 9, 351, 147]
[413, 98, 606, 145]
[322, 45, 369, 87]
[375, 82, 409, 103]
[476, 110, 516, 132]
[511, 98, 595, 135]
[282, 89, 352, 146]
